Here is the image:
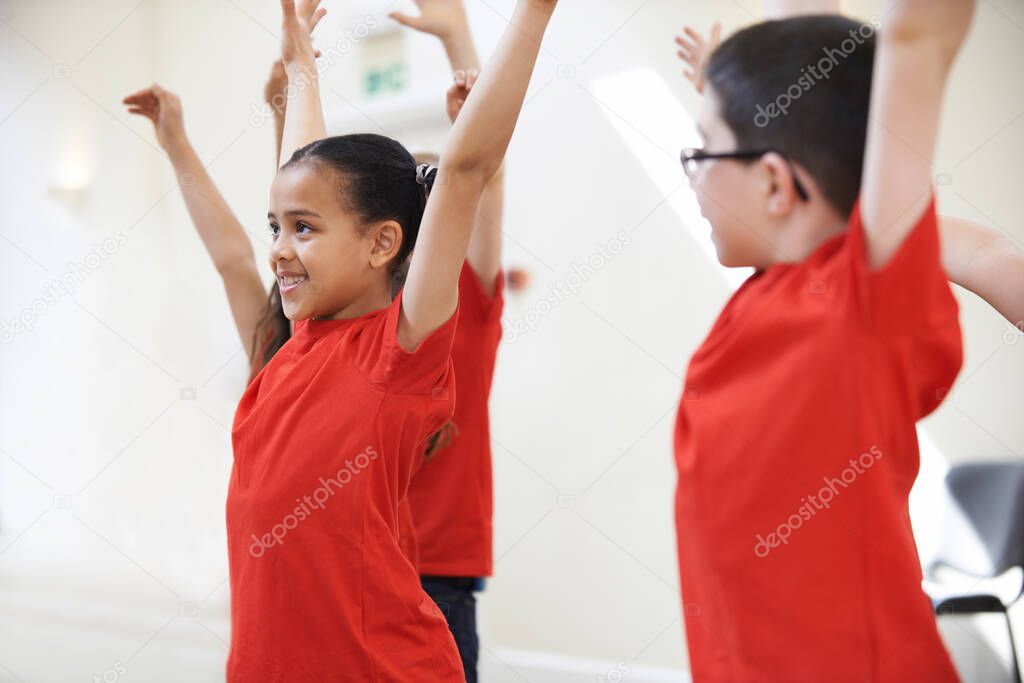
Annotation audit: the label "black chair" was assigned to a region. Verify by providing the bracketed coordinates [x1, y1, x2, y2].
[927, 462, 1024, 683]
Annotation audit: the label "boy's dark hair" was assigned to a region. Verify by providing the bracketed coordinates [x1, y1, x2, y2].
[706, 15, 876, 217]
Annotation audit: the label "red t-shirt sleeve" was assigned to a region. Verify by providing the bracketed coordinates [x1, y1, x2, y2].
[841, 194, 959, 334]
[838, 194, 963, 417]
[367, 290, 459, 396]
[459, 262, 504, 325]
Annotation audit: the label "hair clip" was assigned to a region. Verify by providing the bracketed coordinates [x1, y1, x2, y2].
[415, 163, 437, 187]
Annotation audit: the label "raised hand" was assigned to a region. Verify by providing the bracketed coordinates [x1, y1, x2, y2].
[280, 0, 327, 67]
[277, 0, 329, 165]
[861, 0, 975, 268]
[123, 84, 186, 152]
[446, 68, 478, 124]
[389, 0, 469, 40]
[674, 23, 721, 94]
[399, 0, 556, 350]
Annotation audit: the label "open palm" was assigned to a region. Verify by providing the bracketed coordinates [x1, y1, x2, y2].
[674, 23, 721, 94]
[389, 0, 467, 39]
[280, 0, 327, 66]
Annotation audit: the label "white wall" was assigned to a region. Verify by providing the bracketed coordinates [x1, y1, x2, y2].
[1, 0, 1021, 681]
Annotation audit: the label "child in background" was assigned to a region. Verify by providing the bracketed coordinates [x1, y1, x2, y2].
[390, 3, 506, 680]
[671, 0, 975, 679]
[676, 6, 1024, 329]
[221, 0, 556, 678]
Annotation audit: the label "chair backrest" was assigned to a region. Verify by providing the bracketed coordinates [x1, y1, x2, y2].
[932, 462, 1024, 579]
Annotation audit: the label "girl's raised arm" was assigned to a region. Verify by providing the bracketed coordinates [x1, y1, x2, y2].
[278, 0, 328, 167]
[124, 85, 267, 362]
[393, 1, 505, 295]
[400, 0, 557, 349]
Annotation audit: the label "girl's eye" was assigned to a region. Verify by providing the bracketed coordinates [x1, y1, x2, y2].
[296, 222, 312, 234]
[268, 223, 280, 237]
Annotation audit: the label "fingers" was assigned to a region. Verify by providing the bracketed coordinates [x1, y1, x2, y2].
[451, 69, 479, 91]
[310, 6, 327, 31]
[122, 86, 156, 104]
[710, 22, 722, 45]
[388, 11, 420, 29]
[126, 107, 157, 123]
[675, 37, 697, 63]
[150, 83, 180, 109]
[683, 26, 705, 44]
[124, 101, 158, 123]
[281, 0, 299, 30]
[122, 95, 154, 107]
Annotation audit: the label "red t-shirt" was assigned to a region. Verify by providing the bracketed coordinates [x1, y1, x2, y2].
[407, 264, 504, 577]
[674, 197, 962, 682]
[397, 497, 420, 572]
[227, 293, 465, 682]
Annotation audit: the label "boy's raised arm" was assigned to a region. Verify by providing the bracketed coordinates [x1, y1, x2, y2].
[861, 0, 976, 269]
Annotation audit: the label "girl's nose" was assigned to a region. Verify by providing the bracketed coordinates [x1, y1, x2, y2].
[270, 232, 295, 262]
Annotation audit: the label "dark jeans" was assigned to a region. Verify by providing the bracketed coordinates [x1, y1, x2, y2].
[421, 576, 479, 683]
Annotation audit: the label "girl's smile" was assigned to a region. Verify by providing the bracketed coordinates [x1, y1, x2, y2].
[277, 270, 308, 296]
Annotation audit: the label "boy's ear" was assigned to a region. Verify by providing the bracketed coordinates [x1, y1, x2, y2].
[760, 152, 803, 217]
[368, 220, 404, 269]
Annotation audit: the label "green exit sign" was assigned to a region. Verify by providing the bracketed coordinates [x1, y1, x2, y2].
[365, 62, 407, 97]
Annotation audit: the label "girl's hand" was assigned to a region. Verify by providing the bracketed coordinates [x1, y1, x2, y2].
[674, 23, 721, 94]
[280, 0, 327, 67]
[389, 0, 469, 40]
[445, 68, 478, 124]
[123, 84, 187, 152]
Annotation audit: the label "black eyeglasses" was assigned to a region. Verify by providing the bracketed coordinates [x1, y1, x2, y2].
[680, 148, 810, 202]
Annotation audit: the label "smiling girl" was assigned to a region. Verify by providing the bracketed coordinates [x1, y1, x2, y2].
[222, 0, 556, 680]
